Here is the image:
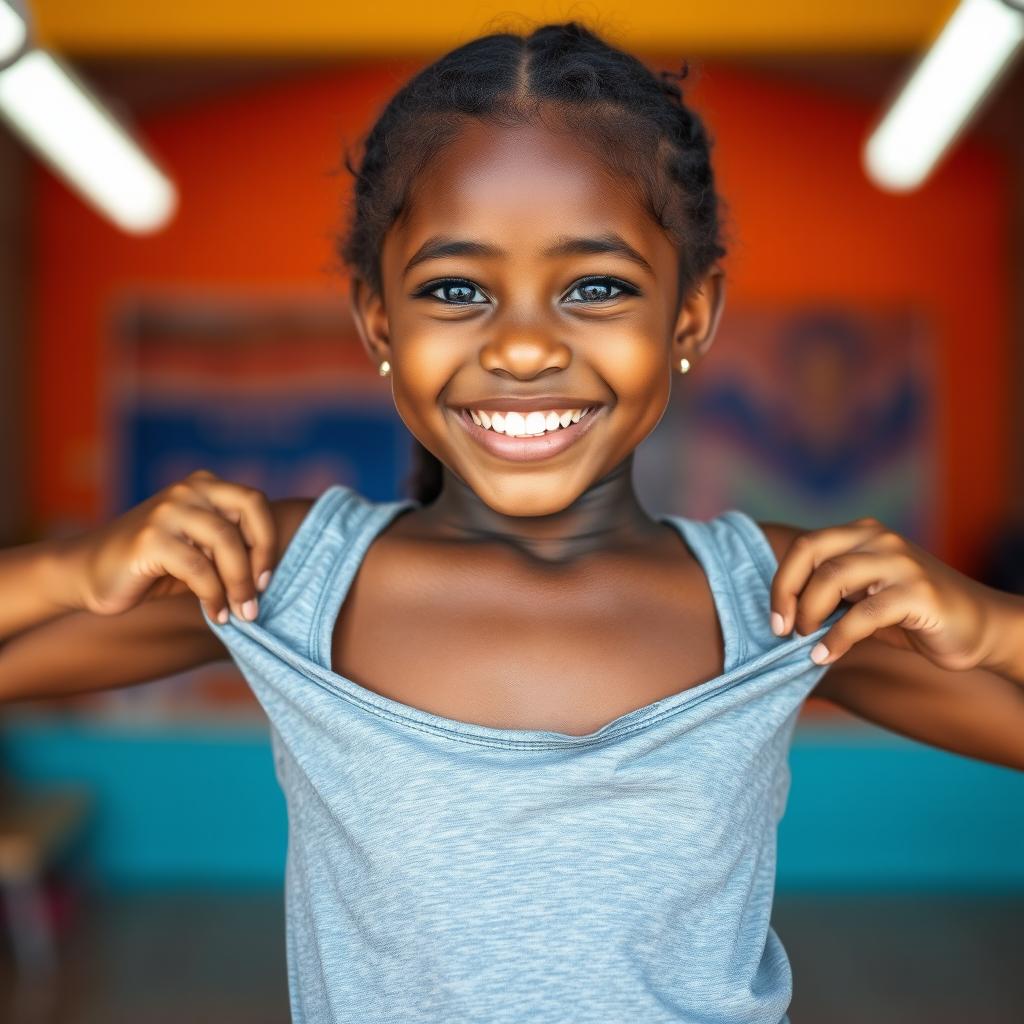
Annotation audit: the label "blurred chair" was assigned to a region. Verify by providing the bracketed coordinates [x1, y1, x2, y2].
[0, 784, 91, 978]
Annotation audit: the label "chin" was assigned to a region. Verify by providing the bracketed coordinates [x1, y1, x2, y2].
[475, 478, 584, 518]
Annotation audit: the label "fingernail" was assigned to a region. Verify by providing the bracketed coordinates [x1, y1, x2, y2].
[810, 642, 830, 664]
[242, 598, 258, 621]
[216, 607, 229, 625]
[770, 611, 785, 636]
[257, 570, 272, 592]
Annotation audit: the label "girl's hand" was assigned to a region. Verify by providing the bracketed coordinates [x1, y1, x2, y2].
[770, 516, 1008, 672]
[65, 469, 277, 625]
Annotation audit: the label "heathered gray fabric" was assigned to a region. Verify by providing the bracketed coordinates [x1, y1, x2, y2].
[201, 483, 847, 1024]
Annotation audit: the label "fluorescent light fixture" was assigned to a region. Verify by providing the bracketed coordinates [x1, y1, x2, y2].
[0, 1, 27, 66]
[864, 0, 1024, 192]
[0, 49, 177, 233]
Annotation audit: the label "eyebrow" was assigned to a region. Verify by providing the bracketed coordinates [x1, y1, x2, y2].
[402, 231, 655, 278]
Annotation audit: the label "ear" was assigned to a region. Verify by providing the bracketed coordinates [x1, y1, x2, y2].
[348, 276, 392, 369]
[672, 266, 726, 368]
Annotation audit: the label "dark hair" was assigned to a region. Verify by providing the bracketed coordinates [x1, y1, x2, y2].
[336, 20, 729, 505]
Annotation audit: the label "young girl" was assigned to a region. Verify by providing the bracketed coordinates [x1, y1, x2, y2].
[3, 20, 1022, 1024]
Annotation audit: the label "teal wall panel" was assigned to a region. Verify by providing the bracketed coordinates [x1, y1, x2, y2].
[3, 719, 1022, 888]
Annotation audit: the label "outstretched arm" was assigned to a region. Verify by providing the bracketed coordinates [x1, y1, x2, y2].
[759, 520, 1024, 771]
[0, 495, 312, 704]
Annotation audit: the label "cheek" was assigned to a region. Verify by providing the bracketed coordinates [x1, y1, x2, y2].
[579, 332, 671, 466]
[593, 332, 670, 411]
[388, 329, 458, 433]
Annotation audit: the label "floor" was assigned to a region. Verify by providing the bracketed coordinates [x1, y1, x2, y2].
[0, 889, 1020, 1022]
[777, 891, 1022, 1023]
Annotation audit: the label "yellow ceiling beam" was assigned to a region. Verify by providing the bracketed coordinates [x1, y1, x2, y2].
[30, 1, 962, 56]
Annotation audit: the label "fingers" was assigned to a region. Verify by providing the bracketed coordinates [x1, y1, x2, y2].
[769, 518, 896, 636]
[183, 473, 277, 593]
[787, 549, 920, 637]
[807, 582, 927, 665]
[155, 503, 260, 622]
[149, 471, 279, 624]
[156, 533, 235, 625]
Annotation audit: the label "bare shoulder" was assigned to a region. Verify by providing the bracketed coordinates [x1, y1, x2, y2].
[272, 496, 317, 553]
[753, 520, 803, 567]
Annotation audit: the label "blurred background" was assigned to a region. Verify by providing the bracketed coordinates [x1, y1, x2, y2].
[1, 1, 1023, 1021]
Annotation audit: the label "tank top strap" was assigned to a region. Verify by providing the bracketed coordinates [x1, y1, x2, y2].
[713, 509, 789, 658]
[663, 508, 786, 667]
[254, 483, 417, 663]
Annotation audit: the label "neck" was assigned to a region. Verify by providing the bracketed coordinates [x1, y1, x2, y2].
[415, 455, 661, 564]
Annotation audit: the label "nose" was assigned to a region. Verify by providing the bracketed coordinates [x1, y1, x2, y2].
[478, 328, 572, 380]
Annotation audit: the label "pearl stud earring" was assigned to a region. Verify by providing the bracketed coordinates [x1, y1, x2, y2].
[679, 358, 690, 373]
[378, 360, 391, 377]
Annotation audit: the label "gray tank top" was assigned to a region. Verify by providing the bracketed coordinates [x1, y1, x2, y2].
[201, 483, 847, 1023]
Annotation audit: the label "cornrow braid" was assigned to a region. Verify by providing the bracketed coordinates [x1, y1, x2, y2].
[335, 21, 729, 505]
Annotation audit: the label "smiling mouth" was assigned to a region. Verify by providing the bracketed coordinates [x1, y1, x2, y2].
[450, 404, 606, 463]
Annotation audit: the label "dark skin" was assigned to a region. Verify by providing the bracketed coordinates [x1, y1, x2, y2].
[1, 117, 1019, 762]
[345, 119, 731, 735]
[343, 116, 1024, 759]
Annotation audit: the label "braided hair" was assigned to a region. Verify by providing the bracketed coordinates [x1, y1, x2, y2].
[336, 20, 729, 505]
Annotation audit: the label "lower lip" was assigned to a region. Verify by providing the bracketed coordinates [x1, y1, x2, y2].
[451, 406, 606, 462]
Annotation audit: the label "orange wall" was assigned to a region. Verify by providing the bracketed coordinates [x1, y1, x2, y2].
[29, 59, 1012, 570]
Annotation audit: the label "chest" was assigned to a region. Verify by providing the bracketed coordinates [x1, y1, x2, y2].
[329, 535, 727, 736]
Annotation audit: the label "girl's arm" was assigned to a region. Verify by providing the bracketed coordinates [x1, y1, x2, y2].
[760, 522, 1024, 771]
[0, 496, 312, 704]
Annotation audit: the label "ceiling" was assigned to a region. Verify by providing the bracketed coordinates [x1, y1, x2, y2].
[28, 1, 964, 56]
[16, 1, 1019, 151]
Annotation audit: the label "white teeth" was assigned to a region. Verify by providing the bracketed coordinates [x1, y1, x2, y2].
[504, 411, 526, 435]
[467, 406, 595, 437]
[524, 411, 547, 435]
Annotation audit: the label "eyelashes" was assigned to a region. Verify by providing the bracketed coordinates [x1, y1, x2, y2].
[414, 279, 487, 305]
[565, 277, 640, 304]
[411, 275, 641, 307]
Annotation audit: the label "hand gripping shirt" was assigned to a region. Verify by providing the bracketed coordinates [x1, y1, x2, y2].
[200, 483, 847, 1024]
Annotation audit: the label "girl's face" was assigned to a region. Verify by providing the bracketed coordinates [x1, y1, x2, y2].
[351, 118, 724, 517]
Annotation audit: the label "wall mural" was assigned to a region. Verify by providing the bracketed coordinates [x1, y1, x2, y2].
[636, 305, 938, 550]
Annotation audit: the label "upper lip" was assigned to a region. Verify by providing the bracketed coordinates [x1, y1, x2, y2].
[448, 397, 604, 413]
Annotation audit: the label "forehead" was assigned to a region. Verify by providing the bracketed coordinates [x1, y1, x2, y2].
[382, 119, 673, 274]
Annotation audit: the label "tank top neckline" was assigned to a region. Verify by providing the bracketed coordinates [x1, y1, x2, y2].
[310, 491, 747, 687]
[230, 485, 838, 750]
